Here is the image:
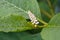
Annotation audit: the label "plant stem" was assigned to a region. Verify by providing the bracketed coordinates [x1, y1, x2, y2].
[47, 0, 55, 16]
[38, 22, 48, 28]
[40, 9, 52, 19]
[38, 24, 48, 28]
[37, 18, 48, 25]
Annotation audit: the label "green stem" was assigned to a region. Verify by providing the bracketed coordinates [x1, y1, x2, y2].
[37, 18, 48, 27]
[40, 9, 52, 19]
[47, 0, 55, 16]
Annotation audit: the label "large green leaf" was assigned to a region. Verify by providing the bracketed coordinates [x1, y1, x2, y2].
[0, 0, 41, 32]
[0, 0, 29, 19]
[0, 0, 42, 40]
[0, 14, 34, 32]
[0, 0, 42, 22]
[0, 32, 42, 40]
[41, 13, 60, 40]
[5, 0, 41, 19]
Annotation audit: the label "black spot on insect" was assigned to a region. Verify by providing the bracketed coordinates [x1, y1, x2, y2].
[26, 19, 44, 26]
[38, 21, 44, 26]
[26, 19, 31, 22]
[26, 19, 44, 34]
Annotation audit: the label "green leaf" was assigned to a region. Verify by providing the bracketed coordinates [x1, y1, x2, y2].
[0, 14, 34, 32]
[0, 0, 41, 32]
[41, 13, 60, 40]
[0, 0, 42, 40]
[5, 0, 41, 19]
[48, 14, 60, 27]
[0, 32, 42, 40]
[0, 0, 29, 19]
